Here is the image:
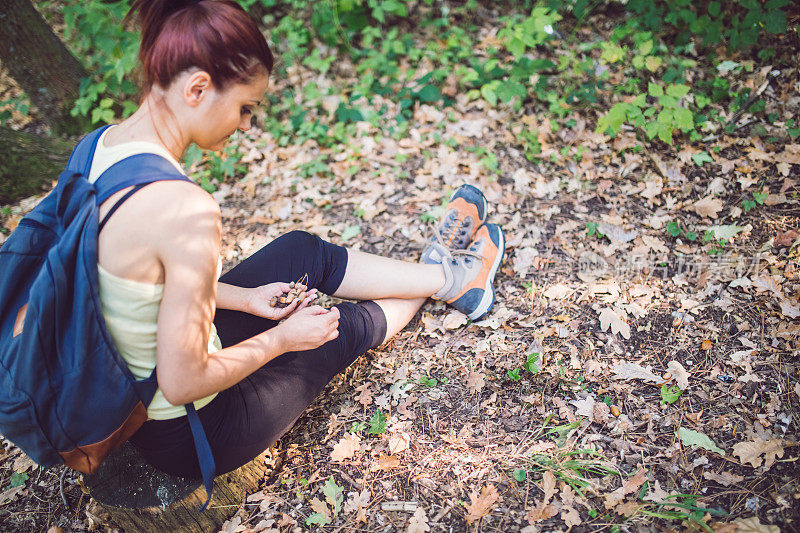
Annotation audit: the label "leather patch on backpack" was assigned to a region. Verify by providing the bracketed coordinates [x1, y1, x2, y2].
[59, 401, 148, 474]
[13, 304, 27, 337]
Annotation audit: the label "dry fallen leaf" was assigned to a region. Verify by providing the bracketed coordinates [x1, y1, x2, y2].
[388, 432, 411, 454]
[371, 453, 401, 472]
[732, 438, 786, 469]
[407, 507, 430, 533]
[604, 469, 647, 509]
[561, 504, 582, 528]
[598, 307, 631, 339]
[526, 502, 558, 523]
[689, 196, 723, 218]
[666, 360, 690, 390]
[330, 432, 361, 463]
[310, 497, 331, 521]
[570, 395, 595, 418]
[611, 362, 662, 384]
[543, 283, 572, 300]
[701, 339, 713, 350]
[443, 310, 468, 329]
[731, 516, 780, 532]
[465, 370, 486, 393]
[703, 471, 744, 486]
[344, 489, 370, 523]
[465, 484, 499, 524]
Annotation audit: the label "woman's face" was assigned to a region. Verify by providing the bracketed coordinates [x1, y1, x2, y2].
[194, 71, 270, 151]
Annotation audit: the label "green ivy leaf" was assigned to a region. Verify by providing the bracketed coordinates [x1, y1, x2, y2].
[496, 81, 526, 103]
[513, 469, 527, 482]
[507, 368, 522, 381]
[678, 427, 725, 455]
[645, 56, 662, 71]
[667, 221, 682, 237]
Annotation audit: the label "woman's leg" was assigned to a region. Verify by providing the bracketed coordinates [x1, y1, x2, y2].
[334, 249, 446, 301]
[131, 300, 385, 477]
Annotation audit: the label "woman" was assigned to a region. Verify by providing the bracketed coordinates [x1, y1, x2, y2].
[94, 0, 505, 479]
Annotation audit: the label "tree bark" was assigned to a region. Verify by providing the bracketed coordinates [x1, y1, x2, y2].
[85, 443, 273, 533]
[0, 126, 72, 204]
[0, 0, 89, 135]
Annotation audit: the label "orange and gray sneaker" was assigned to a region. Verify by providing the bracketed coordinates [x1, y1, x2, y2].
[421, 184, 488, 265]
[432, 223, 505, 320]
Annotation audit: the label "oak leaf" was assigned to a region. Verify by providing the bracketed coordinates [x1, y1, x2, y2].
[731, 516, 780, 532]
[666, 360, 690, 390]
[561, 504, 582, 528]
[371, 453, 401, 472]
[598, 307, 631, 339]
[465, 370, 486, 393]
[526, 502, 558, 523]
[442, 310, 468, 329]
[689, 196, 723, 218]
[330, 432, 361, 463]
[604, 469, 647, 509]
[703, 471, 744, 486]
[344, 489, 370, 523]
[406, 507, 430, 533]
[732, 438, 785, 468]
[611, 362, 662, 383]
[465, 484, 499, 524]
[541, 471, 557, 503]
[570, 396, 595, 418]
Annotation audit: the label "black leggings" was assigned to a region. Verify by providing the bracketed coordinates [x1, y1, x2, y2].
[129, 231, 387, 477]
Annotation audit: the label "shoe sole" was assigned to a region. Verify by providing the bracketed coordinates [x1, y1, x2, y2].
[467, 226, 505, 321]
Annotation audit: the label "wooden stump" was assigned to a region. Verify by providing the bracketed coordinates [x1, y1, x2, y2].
[85, 442, 270, 533]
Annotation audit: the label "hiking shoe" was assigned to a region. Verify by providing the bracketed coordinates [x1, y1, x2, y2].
[420, 184, 489, 265]
[433, 223, 505, 320]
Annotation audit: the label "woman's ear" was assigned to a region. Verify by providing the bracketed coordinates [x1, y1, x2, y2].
[184, 71, 213, 107]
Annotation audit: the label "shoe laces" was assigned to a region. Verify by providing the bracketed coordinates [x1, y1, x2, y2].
[427, 213, 469, 251]
[449, 239, 484, 268]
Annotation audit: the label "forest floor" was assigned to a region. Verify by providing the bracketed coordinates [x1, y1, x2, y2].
[1, 7, 799, 533]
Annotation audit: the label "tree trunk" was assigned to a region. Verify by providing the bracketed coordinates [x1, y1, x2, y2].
[0, 0, 89, 135]
[85, 443, 273, 533]
[0, 126, 72, 204]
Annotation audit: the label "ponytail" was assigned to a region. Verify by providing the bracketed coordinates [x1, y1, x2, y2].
[127, 0, 273, 94]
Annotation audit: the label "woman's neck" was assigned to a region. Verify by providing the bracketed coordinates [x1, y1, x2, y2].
[106, 95, 189, 161]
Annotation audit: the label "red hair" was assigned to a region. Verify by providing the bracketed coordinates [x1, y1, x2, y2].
[127, 0, 273, 94]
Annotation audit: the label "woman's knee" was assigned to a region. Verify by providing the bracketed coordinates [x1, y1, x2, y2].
[276, 230, 320, 250]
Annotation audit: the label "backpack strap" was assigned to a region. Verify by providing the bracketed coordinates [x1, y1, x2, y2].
[98, 183, 148, 233]
[94, 153, 195, 204]
[186, 404, 216, 512]
[65, 125, 113, 176]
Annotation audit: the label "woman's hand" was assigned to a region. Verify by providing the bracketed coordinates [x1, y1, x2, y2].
[244, 282, 318, 320]
[273, 305, 340, 352]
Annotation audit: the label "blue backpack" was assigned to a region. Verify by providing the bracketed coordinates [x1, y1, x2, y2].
[0, 126, 216, 509]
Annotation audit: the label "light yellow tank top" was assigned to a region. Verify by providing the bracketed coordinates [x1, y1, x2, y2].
[89, 126, 219, 420]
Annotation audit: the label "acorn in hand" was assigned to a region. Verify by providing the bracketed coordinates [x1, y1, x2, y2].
[270, 274, 315, 308]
